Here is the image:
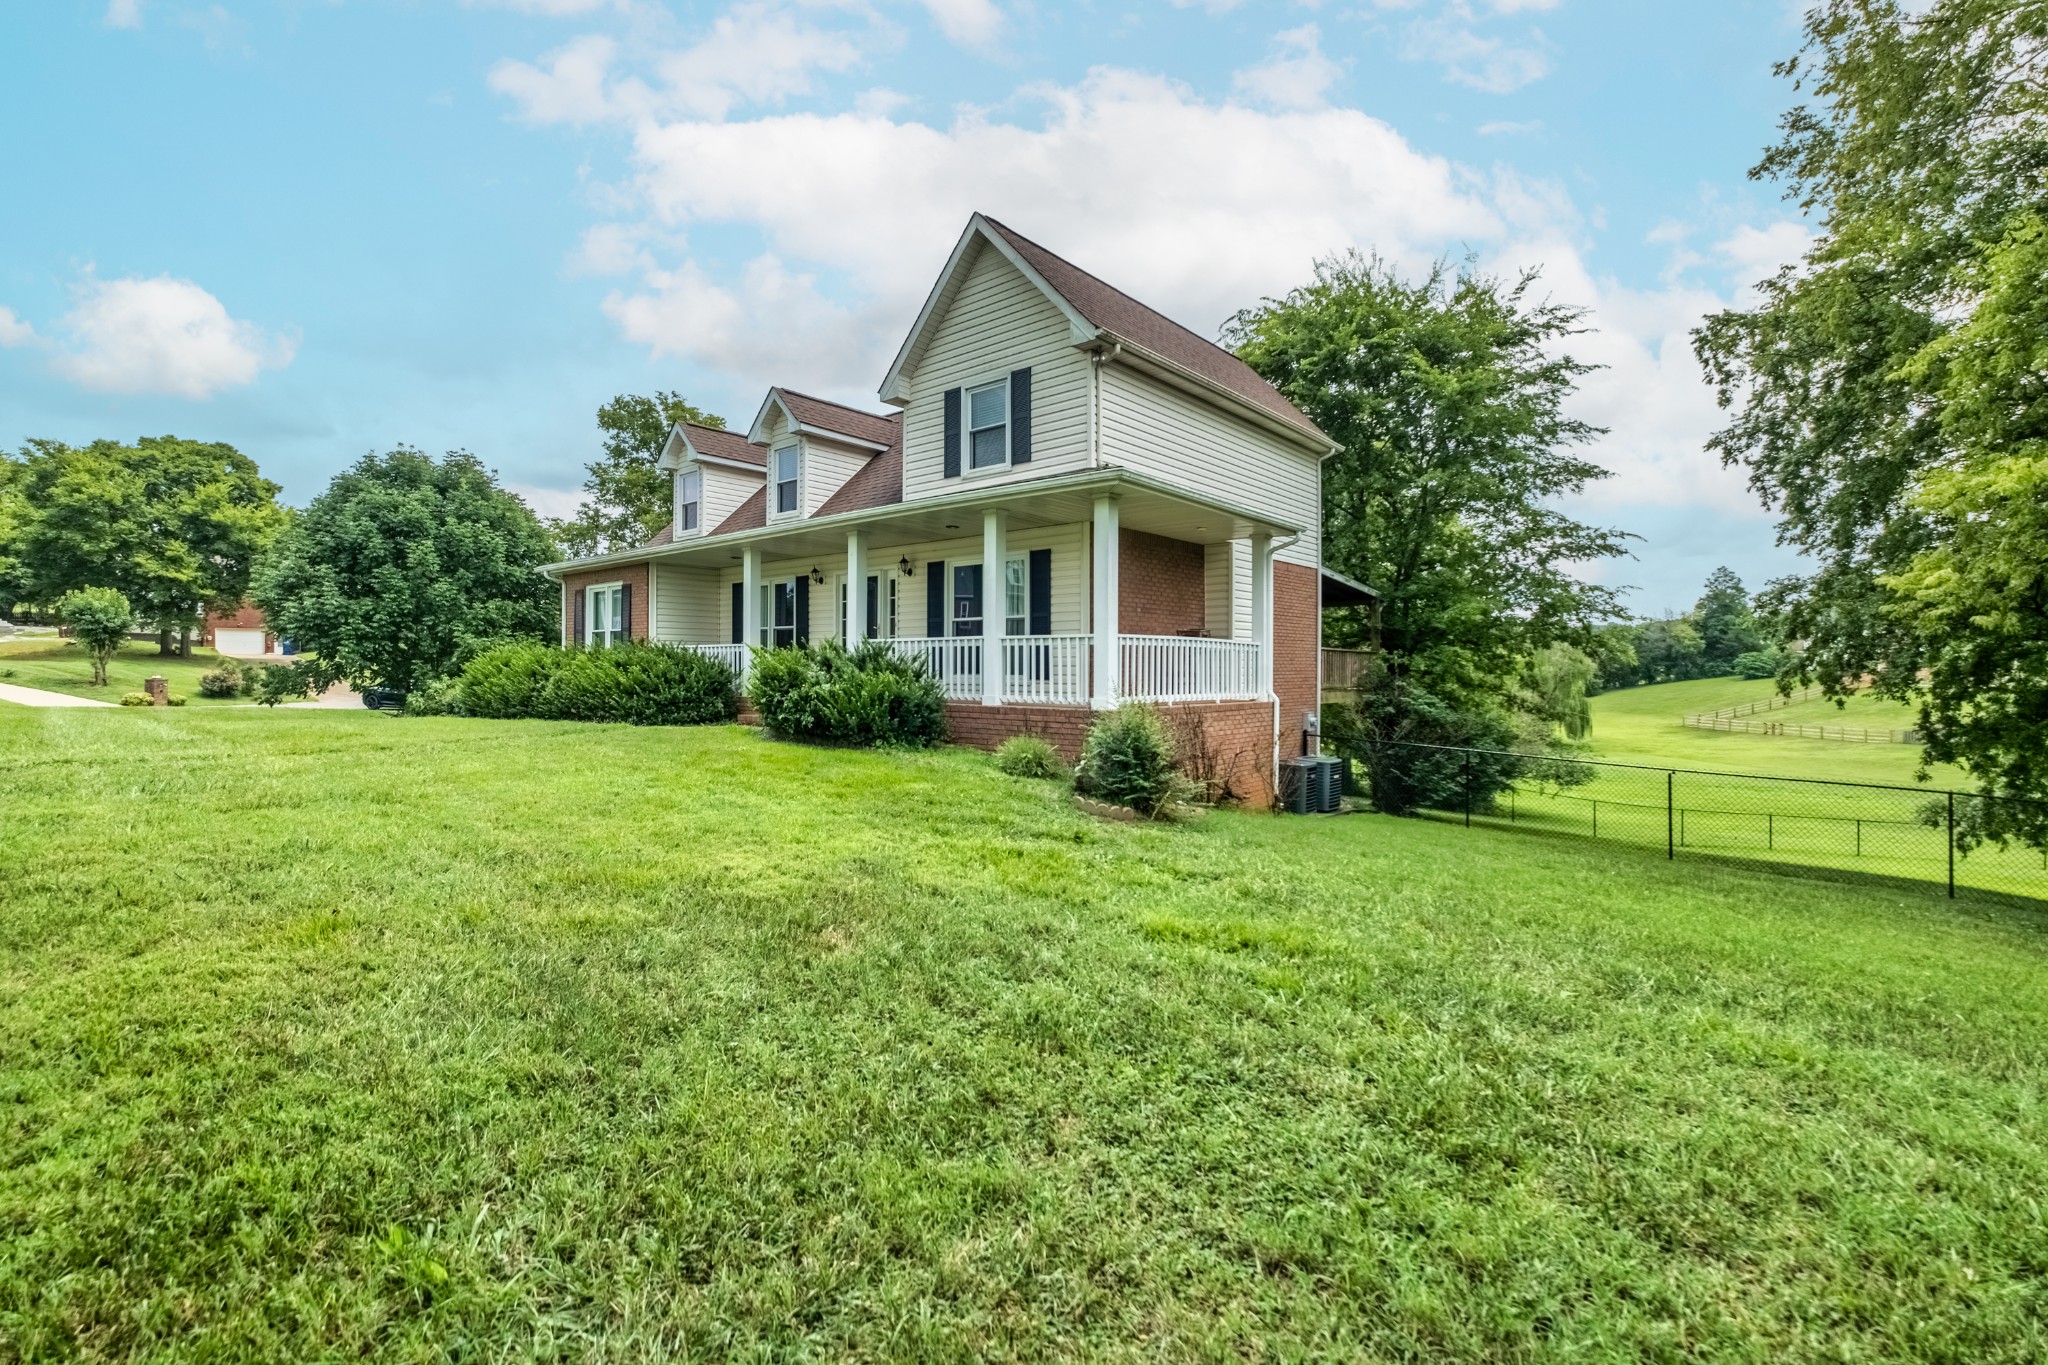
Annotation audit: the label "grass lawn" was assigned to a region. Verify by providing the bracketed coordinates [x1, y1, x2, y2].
[5, 718, 2048, 1360]
[0, 637, 251, 705]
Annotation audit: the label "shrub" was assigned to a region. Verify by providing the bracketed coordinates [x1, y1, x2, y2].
[994, 734, 1069, 781]
[1324, 668, 1524, 817]
[119, 692, 151, 707]
[457, 643, 564, 719]
[1733, 648, 1781, 680]
[1076, 704, 1194, 817]
[747, 640, 946, 747]
[166, 692, 188, 707]
[198, 664, 245, 699]
[404, 676, 464, 717]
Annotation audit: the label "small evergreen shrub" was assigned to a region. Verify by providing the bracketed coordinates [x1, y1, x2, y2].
[1076, 704, 1194, 817]
[166, 692, 188, 707]
[198, 663, 245, 698]
[994, 735, 1069, 781]
[404, 676, 464, 716]
[747, 640, 946, 747]
[119, 692, 151, 707]
[457, 643, 564, 719]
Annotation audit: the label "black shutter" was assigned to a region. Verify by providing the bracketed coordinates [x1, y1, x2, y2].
[619, 582, 633, 642]
[1028, 548, 1052, 635]
[794, 577, 810, 645]
[731, 581, 743, 644]
[1010, 368, 1032, 464]
[942, 387, 962, 478]
[865, 576, 879, 640]
[573, 588, 584, 647]
[925, 561, 945, 638]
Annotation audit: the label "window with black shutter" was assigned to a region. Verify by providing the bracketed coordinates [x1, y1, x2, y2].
[925, 561, 946, 637]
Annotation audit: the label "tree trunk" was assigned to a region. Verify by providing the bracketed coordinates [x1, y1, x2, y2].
[178, 625, 192, 659]
[157, 627, 173, 656]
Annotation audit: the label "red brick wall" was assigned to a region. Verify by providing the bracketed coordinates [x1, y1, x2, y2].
[1273, 560, 1320, 763]
[940, 698, 1282, 807]
[561, 565, 649, 646]
[199, 601, 267, 646]
[1118, 529, 1207, 636]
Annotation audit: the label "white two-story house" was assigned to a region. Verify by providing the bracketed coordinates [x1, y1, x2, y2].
[542, 214, 1357, 801]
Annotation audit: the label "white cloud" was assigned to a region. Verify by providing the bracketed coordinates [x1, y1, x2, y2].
[1170, 0, 1248, 13]
[0, 307, 36, 348]
[463, 0, 617, 14]
[1233, 25, 1343, 112]
[1403, 9, 1552, 93]
[1715, 220, 1813, 292]
[490, 34, 627, 126]
[918, 0, 1004, 49]
[105, 0, 143, 28]
[1477, 118, 1541, 136]
[505, 482, 589, 520]
[46, 274, 296, 398]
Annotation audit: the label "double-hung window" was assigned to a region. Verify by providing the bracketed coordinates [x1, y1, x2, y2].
[967, 382, 1008, 469]
[951, 564, 982, 637]
[678, 471, 701, 532]
[773, 445, 799, 514]
[587, 584, 624, 648]
[759, 578, 798, 647]
[1004, 556, 1027, 635]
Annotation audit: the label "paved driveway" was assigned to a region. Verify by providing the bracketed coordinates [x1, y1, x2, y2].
[0, 681, 117, 707]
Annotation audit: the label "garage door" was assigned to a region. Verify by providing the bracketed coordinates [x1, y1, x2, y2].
[214, 629, 268, 655]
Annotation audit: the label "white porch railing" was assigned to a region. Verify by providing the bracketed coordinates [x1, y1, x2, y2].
[1001, 634, 1092, 706]
[1118, 634, 1262, 703]
[688, 642, 748, 674]
[887, 636, 983, 700]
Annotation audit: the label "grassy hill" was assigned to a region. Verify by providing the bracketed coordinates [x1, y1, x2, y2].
[3, 708, 2045, 1360]
[0, 636, 252, 705]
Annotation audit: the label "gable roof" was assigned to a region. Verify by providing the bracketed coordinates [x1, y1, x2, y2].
[750, 387, 899, 450]
[979, 217, 1325, 444]
[814, 412, 903, 517]
[681, 421, 763, 468]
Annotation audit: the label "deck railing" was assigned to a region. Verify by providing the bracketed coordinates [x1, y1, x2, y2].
[1001, 634, 1092, 706]
[887, 636, 984, 700]
[688, 642, 748, 674]
[1118, 634, 1262, 703]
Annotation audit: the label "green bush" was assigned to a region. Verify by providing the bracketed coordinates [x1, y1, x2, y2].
[1324, 670, 1525, 817]
[198, 663, 245, 699]
[1076, 704, 1193, 817]
[1733, 648, 1781, 680]
[404, 676, 464, 717]
[254, 663, 313, 708]
[166, 692, 188, 707]
[994, 735, 1070, 781]
[459, 641, 738, 726]
[747, 640, 946, 747]
[119, 692, 151, 707]
[457, 643, 564, 719]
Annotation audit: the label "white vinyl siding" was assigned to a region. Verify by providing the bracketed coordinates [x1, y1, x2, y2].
[1098, 364, 1322, 569]
[902, 242, 1091, 502]
[696, 462, 762, 535]
[652, 563, 722, 644]
[801, 437, 871, 517]
[1205, 540, 1253, 640]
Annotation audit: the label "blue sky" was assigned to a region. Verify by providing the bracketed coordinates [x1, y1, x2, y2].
[2, 0, 1819, 616]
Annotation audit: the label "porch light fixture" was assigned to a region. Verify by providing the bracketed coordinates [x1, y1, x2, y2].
[809, 566, 825, 584]
[898, 556, 915, 577]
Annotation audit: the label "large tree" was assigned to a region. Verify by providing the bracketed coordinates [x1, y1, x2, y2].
[553, 392, 724, 558]
[1693, 566, 1762, 672]
[1694, 0, 2048, 839]
[253, 448, 560, 693]
[0, 452, 26, 616]
[12, 436, 286, 652]
[1226, 253, 1631, 711]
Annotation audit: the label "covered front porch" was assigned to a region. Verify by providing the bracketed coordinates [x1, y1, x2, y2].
[581, 468, 1298, 710]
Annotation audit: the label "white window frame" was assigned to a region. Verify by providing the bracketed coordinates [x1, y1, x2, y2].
[678, 470, 701, 532]
[1004, 555, 1027, 636]
[965, 379, 1009, 473]
[772, 445, 800, 516]
[760, 575, 799, 647]
[585, 581, 625, 648]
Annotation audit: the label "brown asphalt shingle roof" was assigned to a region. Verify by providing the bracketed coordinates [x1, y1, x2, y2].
[685, 421, 764, 467]
[775, 390, 901, 449]
[981, 217, 1327, 444]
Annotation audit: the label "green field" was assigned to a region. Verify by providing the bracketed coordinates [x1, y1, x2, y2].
[4, 708, 2047, 1360]
[0, 636, 251, 705]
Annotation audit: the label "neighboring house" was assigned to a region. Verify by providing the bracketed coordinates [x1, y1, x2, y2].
[201, 602, 280, 657]
[542, 213, 1358, 802]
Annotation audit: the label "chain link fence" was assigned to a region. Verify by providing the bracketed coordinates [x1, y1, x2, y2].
[1365, 741, 2048, 906]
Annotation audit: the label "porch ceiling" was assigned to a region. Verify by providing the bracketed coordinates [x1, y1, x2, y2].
[568, 467, 1299, 573]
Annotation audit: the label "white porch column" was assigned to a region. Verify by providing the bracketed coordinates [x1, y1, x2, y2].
[741, 545, 762, 679]
[981, 508, 1006, 706]
[1091, 494, 1119, 708]
[846, 528, 868, 645]
[1250, 532, 1275, 700]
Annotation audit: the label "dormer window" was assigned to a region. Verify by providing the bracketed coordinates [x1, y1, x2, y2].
[678, 471, 701, 532]
[773, 445, 799, 514]
[968, 382, 1008, 469]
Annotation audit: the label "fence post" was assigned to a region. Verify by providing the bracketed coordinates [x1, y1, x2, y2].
[1463, 749, 1472, 828]
[1947, 792, 1956, 899]
[1666, 771, 1675, 860]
